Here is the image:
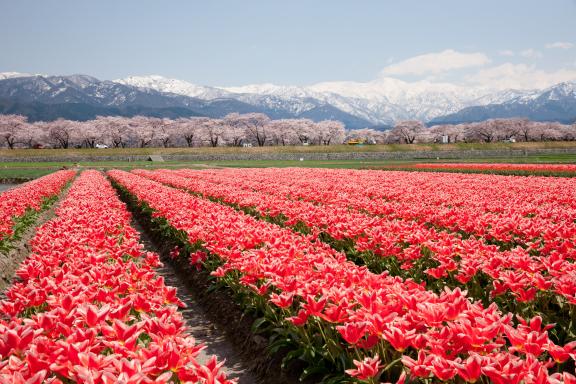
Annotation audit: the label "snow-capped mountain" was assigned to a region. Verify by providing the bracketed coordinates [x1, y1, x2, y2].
[0, 72, 38, 81]
[431, 81, 576, 124]
[1, 71, 574, 125]
[117, 75, 539, 124]
[0, 73, 267, 121]
[115, 75, 232, 100]
[0, 73, 372, 126]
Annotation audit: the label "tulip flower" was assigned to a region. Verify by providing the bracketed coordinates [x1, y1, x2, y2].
[345, 354, 383, 381]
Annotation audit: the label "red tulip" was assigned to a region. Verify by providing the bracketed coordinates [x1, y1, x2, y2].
[345, 354, 383, 380]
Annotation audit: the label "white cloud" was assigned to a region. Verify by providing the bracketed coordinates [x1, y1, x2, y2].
[546, 42, 574, 49]
[466, 63, 576, 89]
[380, 49, 490, 77]
[519, 49, 542, 59]
[375, 49, 576, 91]
[498, 50, 515, 57]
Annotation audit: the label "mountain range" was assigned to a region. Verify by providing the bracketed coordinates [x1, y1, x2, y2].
[0, 72, 575, 128]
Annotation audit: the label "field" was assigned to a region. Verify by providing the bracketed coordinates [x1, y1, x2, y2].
[2, 141, 576, 159]
[1, 142, 576, 180]
[1, 166, 576, 383]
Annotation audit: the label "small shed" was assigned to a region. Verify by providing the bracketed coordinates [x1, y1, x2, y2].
[147, 155, 165, 162]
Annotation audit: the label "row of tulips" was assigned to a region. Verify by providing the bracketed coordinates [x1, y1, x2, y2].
[133, 169, 576, 325]
[0, 171, 234, 384]
[0, 170, 76, 242]
[109, 169, 576, 384]
[412, 163, 576, 173]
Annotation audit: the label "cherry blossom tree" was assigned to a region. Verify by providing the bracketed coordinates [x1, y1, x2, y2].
[469, 121, 496, 142]
[466, 119, 514, 142]
[0, 114, 28, 149]
[174, 117, 203, 147]
[200, 118, 224, 147]
[227, 113, 271, 147]
[266, 119, 300, 146]
[95, 116, 134, 148]
[48, 119, 77, 148]
[508, 119, 533, 141]
[494, 119, 521, 141]
[76, 121, 103, 148]
[21, 122, 48, 148]
[429, 124, 465, 143]
[290, 119, 316, 145]
[552, 122, 575, 141]
[155, 119, 176, 148]
[347, 128, 388, 144]
[391, 120, 426, 144]
[128, 116, 157, 148]
[222, 115, 247, 146]
[316, 120, 346, 145]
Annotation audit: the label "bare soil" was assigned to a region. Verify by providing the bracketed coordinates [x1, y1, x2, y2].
[0, 184, 17, 192]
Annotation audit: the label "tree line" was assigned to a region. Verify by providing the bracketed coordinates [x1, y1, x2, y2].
[0, 113, 575, 149]
[0, 113, 346, 149]
[353, 119, 576, 144]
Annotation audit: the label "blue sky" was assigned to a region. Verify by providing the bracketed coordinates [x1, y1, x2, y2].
[0, 0, 575, 88]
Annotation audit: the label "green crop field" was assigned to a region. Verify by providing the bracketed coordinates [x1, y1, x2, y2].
[1, 141, 576, 159]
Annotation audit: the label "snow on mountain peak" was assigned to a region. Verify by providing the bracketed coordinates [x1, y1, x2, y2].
[111, 74, 574, 124]
[548, 81, 576, 97]
[220, 77, 524, 122]
[0, 72, 38, 80]
[115, 75, 231, 100]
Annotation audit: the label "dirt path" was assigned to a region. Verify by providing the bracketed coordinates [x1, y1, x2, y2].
[132, 219, 261, 384]
[0, 184, 18, 192]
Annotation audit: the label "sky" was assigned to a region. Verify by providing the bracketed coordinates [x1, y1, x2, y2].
[0, 0, 575, 89]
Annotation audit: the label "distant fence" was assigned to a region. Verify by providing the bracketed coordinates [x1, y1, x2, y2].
[1, 148, 576, 163]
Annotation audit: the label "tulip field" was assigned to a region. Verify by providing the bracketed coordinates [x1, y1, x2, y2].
[0, 171, 235, 383]
[412, 163, 576, 173]
[369, 163, 576, 177]
[1, 167, 576, 383]
[413, 163, 576, 176]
